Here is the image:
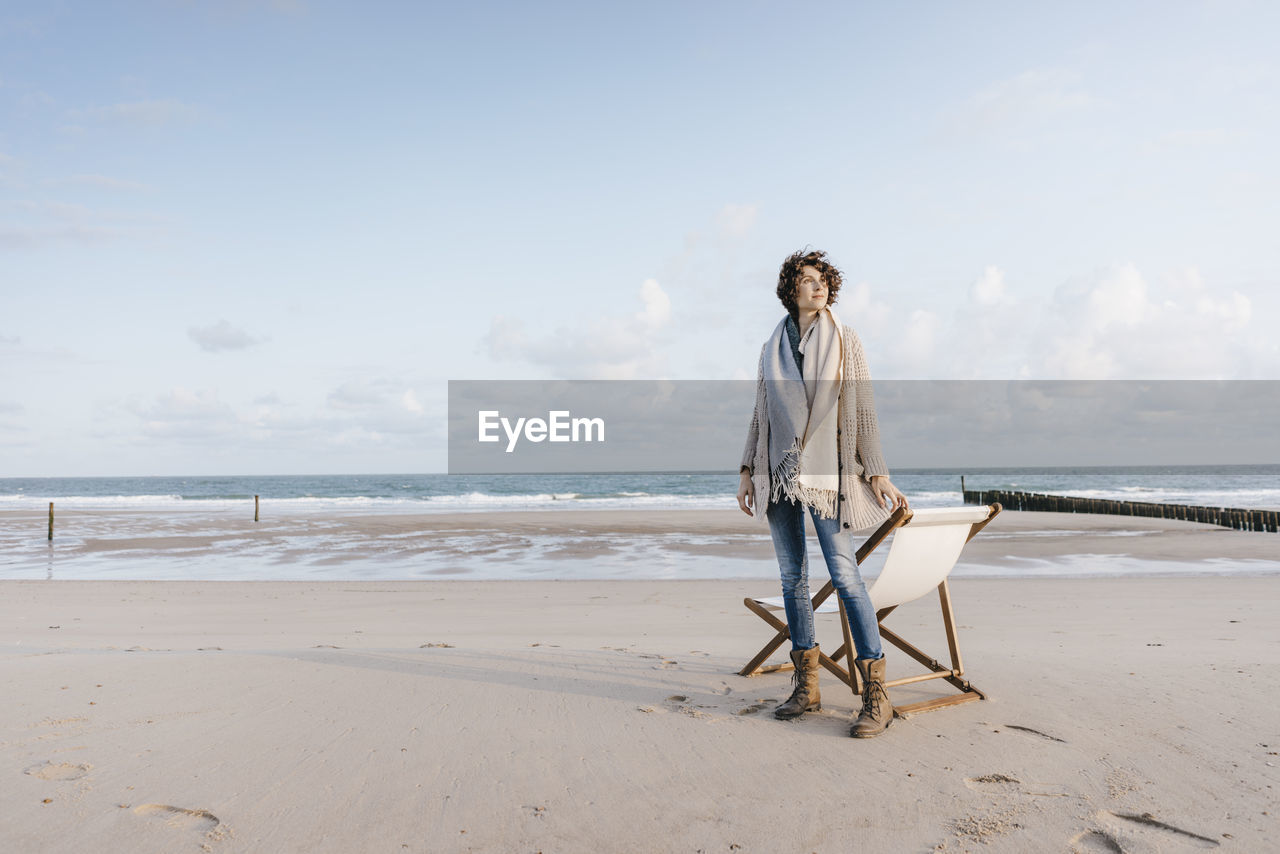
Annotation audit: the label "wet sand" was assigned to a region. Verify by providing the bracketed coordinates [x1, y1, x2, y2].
[4, 507, 1279, 575]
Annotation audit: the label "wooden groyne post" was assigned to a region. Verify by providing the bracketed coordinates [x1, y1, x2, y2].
[961, 488, 1278, 533]
[255, 495, 259, 522]
[48, 502, 53, 542]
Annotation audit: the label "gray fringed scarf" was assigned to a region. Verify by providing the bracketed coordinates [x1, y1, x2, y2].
[763, 306, 844, 518]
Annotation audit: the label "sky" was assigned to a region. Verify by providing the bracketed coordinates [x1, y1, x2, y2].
[2, 0, 1278, 476]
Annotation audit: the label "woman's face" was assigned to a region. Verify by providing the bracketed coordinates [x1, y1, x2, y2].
[794, 265, 828, 312]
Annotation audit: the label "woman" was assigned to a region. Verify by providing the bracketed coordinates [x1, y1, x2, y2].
[737, 248, 909, 738]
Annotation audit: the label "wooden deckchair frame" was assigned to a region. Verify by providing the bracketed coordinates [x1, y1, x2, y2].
[739, 502, 1003, 717]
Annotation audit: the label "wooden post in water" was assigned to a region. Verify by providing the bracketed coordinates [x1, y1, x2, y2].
[255, 495, 260, 522]
[48, 502, 54, 541]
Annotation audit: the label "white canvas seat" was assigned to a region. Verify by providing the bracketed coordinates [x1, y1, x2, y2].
[740, 503, 1002, 716]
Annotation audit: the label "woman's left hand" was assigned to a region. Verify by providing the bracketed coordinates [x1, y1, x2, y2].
[870, 476, 909, 512]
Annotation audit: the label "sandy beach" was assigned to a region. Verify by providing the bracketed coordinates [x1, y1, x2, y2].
[2, 568, 1278, 850]
[2, 509, 1278, 852]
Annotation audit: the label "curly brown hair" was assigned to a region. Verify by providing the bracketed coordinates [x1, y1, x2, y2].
[776, 247, 843, 316]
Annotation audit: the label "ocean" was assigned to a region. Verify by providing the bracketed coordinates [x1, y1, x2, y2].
[4, 466, 1279, 513]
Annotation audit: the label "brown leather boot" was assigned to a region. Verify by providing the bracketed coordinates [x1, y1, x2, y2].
[850, 656, 893, 737]
[774, 644, 821, 719]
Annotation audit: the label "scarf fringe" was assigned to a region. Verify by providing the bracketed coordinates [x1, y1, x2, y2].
[768, 436, 839, 520]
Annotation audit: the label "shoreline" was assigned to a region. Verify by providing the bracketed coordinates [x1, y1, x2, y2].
[3, 507, 1279, 581]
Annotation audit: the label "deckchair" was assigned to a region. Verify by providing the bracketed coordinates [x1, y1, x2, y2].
[739, 503, 1002, 716]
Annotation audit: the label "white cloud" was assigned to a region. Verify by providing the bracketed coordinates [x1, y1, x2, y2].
[188, 320, 265, 353]
[636, 278, 671, 328]
[130, 387, 239, 440]
[484, 278, 673, 379]
[110, 377, 437, 451]
[836, 280, 892, 330]
[324, 378, 432, 431]
[1087, 263, 1147, 328]
[854, 263, 1275, 380]
[971, 265, 1006, 306]
[1032, 264, 1269, 378]
[401, 389, 424, 414]
[1039, 327, 1118, 380]
[1195, 291, 1251, 331]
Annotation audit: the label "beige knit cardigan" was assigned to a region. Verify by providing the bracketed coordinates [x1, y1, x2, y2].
[740, 322, 893, 533]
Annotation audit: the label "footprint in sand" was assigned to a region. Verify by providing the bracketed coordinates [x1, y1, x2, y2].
[1103, 768, 1142, 799]
[1095, 810, 1220, 849]
[951, 806, 1024, 845]
[133, 803, 221, 833]
[662, 694, 715, 720]
[964, 774, 1073, 798]
[24, 761, 91, 781]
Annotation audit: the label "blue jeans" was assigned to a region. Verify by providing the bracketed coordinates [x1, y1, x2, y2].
[766, 496, 883, 660]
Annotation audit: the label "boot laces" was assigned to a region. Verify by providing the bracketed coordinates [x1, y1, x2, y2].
[785, 654, 816, 705]
[786, 667, 807, 703]
[861, 678, 888, 718]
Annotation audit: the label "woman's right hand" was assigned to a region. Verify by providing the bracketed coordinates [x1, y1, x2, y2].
[737, 470, 756, 516]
